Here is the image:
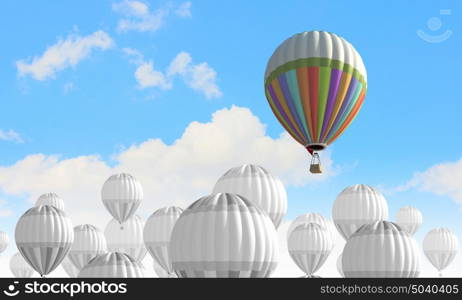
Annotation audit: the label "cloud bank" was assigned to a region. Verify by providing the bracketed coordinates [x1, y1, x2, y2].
[17, 31, 113, 81]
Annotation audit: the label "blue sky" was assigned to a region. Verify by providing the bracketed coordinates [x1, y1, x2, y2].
[0, 0, 461, 276]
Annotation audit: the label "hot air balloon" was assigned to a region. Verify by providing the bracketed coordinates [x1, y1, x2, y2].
[342, 221, 420, 278]
[101, 173, 143, 226]
[170, 193, 279, 278]
[15, 205, 74, 277]
[153, 259, 169, 278]
[68, 224, 107, 270]
[395, 206, 423, 236]
[10, 252, 35, 278]
[212, 164, 287, 228]
[336, 254, 344, 277]
[264, 31, 367, 173]
[423, 228, 459, 277]
[0, 231, 9, 254]
[288, 223, 333, 277]
[332, 184, 388, 240]
[61, 256, 79, 278]
[35, 192, 65, 211]
[144, 206, 183, 276]
[105, 215, 147, 262]
[78, 252, 145, 278]
[288, 213, 329, 238]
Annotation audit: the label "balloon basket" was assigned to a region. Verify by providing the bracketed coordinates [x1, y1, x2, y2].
[310, 153, 322, 174]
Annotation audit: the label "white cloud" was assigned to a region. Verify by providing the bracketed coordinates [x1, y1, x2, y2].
[175, 2, 192, 18]
[112, 1, 192, 33]
[16, 31, 114, 81]
[187, 62, 222, 99]
[399, 157, 462, 204]
[135, 61, 171, 89]
[0, 129, 23, 144]
[126, 50, 222, 98]
[167, 51, 192, 76]
[122, 47, 144, 65]
[113, 0, 150, 17]
[0, 106, 334, 231]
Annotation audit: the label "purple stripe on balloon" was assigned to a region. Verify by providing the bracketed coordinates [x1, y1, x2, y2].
[327, 77, 359, 138]
[320, 68, 342, 141]
[267, 84, 303, 141]
[277, 74, 309, 141]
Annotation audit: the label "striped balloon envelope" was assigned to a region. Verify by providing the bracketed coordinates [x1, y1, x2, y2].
[264, 31, 367, 170]
[170, 193, 279, 278]
[144, 206, 183, 276]
[78, 252, 145, 278]
[15, 205, 74, 277]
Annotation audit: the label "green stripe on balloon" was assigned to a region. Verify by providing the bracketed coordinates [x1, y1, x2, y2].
[265, 57, 366, 89]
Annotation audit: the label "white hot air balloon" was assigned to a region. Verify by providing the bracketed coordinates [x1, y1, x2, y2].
[0, 231, 9, 254]
[35, 192, 65, 211]
[342, 221, 420, 278]
[144, 206, 183, 276]
[153, 259, 169, 278]
[10, 252, 35, 278]
[395, 206, 423, 236]
[170, 193, 279, 278]
[332, 184, 388, 240]
[15, 205, 74, 277]
[105, 215, 146, 262]
[78, 252, 145, 278]
[336, 254, 344, 277]
[423, 228, 459, 276]
[61, 256, 80, 278]
[68, 224, 107, 270]
[213, 164, 287, 228]
[288, 223, 333, 277]
[288, 213, 329, 238]
[101, 173, 143, 225]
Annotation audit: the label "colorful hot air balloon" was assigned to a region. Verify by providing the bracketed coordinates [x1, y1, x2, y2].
[213, 164, 287, 228]
[332, 184, 388, 240]
[395, 206, 423, 236]
[10, 252, 35, 278]
[105, 215, 147, 262]
[0, 231, 9, 254]
[15, 205, 74, 277]
[78, 252, 145, 278]
[101, 173, 143, 225]
[342, 221, 420, 278]
[423, 228, 459, 277]
[288, 223, 333, 277]
[68, 224, 107, 270]
[170, 193, 279, 278]
[264, 31, 367, 173]
[144, 206, 183, 276]
[61, 256, 79, 278]
[35, 192, 65, 211]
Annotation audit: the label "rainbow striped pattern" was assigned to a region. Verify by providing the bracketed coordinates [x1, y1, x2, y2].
[264, 31, 367, 152]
